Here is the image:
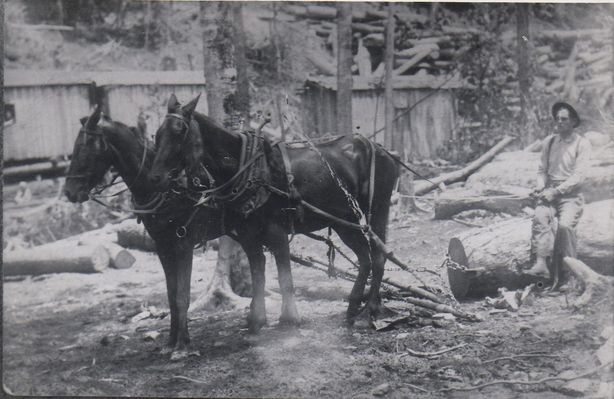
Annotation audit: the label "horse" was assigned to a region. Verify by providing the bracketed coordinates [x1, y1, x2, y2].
[149, 94, 400, 332]
[64, 105, 225, 358]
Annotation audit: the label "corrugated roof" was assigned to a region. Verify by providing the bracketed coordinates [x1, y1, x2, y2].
[4, 70, 207, 87]
[305, 74, 465, 90]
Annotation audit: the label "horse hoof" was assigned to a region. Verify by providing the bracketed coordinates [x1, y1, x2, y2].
[247, 317, 267, 334]
[160, 346, 174, 355]
[170, 349, 189, 361]
[278, 316, 301, 329]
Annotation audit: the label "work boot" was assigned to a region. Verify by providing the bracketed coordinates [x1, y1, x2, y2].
[525, 257, 549, 277]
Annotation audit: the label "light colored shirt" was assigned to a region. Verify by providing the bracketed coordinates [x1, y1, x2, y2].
[538, 133, 592, 195]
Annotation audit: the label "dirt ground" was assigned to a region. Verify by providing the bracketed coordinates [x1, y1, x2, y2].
[3, 193, 614, 398]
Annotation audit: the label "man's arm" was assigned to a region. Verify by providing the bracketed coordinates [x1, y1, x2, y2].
[555, 137, 592, 195]
[535, 136, 552, 191]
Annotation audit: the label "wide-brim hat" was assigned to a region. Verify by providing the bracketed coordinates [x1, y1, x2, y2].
[552, 101, 580, 127]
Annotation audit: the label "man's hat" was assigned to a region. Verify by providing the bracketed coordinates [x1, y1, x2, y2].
[552, 101, 580, 127]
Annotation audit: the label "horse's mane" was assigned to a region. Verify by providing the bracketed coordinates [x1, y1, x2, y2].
[192, 111, 240, 140]
[101, 117, 154, 152]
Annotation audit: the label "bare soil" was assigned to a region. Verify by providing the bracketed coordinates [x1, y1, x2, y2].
[3, 194, 613, 398]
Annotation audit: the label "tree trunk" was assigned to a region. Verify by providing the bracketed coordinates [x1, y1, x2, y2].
[194, 2, 251, 311]
[384, 2, 395, 149]
[516, 3, 535, 147]
[336, 2, 353, 135]
[4, 243, 109, 276]
[447, 200, 614, 299]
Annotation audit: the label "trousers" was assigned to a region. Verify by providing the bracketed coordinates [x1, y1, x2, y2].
[530, 193, 584, 280]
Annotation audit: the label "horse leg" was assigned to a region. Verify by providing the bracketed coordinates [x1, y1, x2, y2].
[156, 241, 193, 357]
[265, 224, 300, 326]
[239, 238, 267, 333]
[334, 227, 373, 324]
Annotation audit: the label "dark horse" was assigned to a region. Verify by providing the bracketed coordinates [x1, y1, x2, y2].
[64, 106, 224, 358]
[149, 94, 399, 332]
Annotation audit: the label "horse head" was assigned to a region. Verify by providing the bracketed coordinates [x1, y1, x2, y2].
[149, 93, 203, 191]
[64, 105, 115, 202]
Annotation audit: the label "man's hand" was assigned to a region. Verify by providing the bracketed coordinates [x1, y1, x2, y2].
[539, 188, 559, 202]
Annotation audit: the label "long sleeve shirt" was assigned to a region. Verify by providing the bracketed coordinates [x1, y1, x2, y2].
[538, 133, 592, 195]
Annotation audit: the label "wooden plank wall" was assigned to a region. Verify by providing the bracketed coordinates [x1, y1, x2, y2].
[301, 86, 457, 159]
[3, 85, 92, 162]
[104, 85, 208, 141]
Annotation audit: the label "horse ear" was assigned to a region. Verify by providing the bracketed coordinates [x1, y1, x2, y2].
[80, 116, 89, 126]
[85, 104, 102, 128]
[167, 94, 180, 113]
[182, 94, 201, 117]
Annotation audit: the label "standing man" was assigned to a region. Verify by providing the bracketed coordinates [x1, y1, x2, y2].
[526, 102, 591, 289]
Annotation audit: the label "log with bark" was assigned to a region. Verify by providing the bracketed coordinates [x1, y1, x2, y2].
[116, 218, 157, 252]
[3, 243, 110, 276]
[434, 190, 533, 219]
[446, 200, 614, 299]
[414, 136, 516, 196]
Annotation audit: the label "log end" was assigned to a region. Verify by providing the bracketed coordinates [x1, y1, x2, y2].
[111, 249, 136, 270]
[91, 246, 111, 273]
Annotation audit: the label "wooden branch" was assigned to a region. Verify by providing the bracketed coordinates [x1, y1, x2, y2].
[3, 244, 110, 276]
[401, 296, 478, 321]
[439, 361, 613, 393]
[414, 136, 516, 196]
[400, 343, 466, 358]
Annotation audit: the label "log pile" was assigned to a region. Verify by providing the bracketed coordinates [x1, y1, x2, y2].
[534, 29, 613, 108]
[279, 3, 473, 79]
[277, 3, 613, 111]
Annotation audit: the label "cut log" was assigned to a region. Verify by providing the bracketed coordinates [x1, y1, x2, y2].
[414, 136, 516, 196]
[537, 29, 610, 41]
[446, 200, 614, 299]
[434, 192, 533, 219]
[116, 219, 156, 252]
[393, 47, 435, 76]
[396, 43, 439, 58]
[306, 5, 337, 20]
[351, 22, 384, 34]
[105, 242, 136, 269]
[3, 244, 110, 276]
[305, 48, 337, 75]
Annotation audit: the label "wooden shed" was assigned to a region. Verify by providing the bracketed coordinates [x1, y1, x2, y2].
[300, 74, 464, 159]
[3, 70, 207, 163]
[3, 70, 95, 163]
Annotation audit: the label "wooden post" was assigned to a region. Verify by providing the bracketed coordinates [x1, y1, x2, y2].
[336, 2, 353, 135]
[384, 2, 395, 149]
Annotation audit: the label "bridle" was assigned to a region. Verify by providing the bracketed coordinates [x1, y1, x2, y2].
[66, 124, 148, 195]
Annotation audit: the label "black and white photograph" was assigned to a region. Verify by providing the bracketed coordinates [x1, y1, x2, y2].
[2, 1, 614, 397]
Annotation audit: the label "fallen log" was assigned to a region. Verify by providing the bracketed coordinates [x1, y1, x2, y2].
[537, 29, 610, 41]
[3, 244, 110, 276]
[116, 219, 156, 252]
[434, 192, 533, 219]
[393, 47, 435, 76]
[446, 200, 614, 299]
[105, 242, 136, 269]
[414, 136, 516, 196]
